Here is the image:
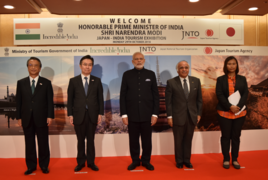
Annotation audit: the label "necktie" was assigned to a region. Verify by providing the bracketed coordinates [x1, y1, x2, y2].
[183, 79, 189, 99]
[84, 77, 88, 109]
[31, 79, 35, 94]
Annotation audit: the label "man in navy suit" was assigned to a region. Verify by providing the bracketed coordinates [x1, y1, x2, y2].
[67, 55, 104, 172]
[16, 57, 54, 175]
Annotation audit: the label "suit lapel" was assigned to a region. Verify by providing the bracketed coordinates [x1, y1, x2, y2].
[77, 75, 86, 97]
[188, 76, 194, 98]
[234, 75, 239, 91]
[224, 75, 229, 96]
[174, 76, 187, 100]
[25, 77, 32, 97]
[87, 76, 94, 97]
[32, 77, 43, 98]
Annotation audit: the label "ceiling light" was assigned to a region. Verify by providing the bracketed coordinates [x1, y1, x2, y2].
[248, 7, 258, 11]
[74, 0, 82, 1]
[4, 5, 14, 9]
[189, 0, 199, 2]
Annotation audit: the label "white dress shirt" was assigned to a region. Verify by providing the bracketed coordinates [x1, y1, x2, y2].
[29, 75, 39, 87]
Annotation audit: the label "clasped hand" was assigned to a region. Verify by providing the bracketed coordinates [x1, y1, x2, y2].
[230, 105, 240, 114]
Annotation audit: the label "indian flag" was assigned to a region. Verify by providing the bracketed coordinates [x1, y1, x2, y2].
[15, 23, 41, 40]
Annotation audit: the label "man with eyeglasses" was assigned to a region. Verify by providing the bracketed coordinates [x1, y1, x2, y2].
[67, 55, 104, 172]
[16, 57, 54, 175]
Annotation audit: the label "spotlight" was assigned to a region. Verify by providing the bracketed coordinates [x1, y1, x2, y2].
[4, 5, 14, 9]
[248, 7, 258, 11]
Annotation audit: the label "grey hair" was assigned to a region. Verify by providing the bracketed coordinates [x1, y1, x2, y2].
[132, 52, 144, 60]
[176, 60, 189, 71]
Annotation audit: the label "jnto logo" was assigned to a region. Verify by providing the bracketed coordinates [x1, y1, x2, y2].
[204, 47, 213, 54]
[139, 47, 156, 54]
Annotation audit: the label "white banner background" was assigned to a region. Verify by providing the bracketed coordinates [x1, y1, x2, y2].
[1, 45, 263, 57]
[14, 18, 244, 45]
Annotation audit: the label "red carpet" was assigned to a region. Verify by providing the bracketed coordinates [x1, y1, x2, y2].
[1, 150, 267, 180]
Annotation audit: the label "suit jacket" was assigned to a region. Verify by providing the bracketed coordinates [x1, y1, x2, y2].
[216, 74, 248, 111]
[67, 74, 104, 125]
[165, 76, 202, 126]
[16, 76, 54, 128]
[120, 68, 159, 122]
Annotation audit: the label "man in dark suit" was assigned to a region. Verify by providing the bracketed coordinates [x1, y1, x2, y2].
[120, 52, 159, 171]
[165, 60, 202, 169]
[16, 57, 54, 175]
[67, 55, 104, 172]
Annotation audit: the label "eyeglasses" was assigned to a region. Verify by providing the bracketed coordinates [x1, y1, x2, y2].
[28, 64, 40, 68]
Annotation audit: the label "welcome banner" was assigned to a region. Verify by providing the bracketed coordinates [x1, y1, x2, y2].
[0, 46, 267, 136]
[13, 18, 244, 45]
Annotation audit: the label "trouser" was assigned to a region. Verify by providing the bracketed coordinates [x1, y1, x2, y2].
[218, 114, 245, 162]
[128, 121, 152, 163]
[74, 110, 97, 166]
[172, 112, 195, 164]
[23, 115, 50, 169]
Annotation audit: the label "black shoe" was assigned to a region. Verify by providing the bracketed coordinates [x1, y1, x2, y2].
[232, 161, 240, 169]
[24, 168, 36, 175]
[74, 164, 85, 172]
[183, 162, 193, 168]
[41, 167, 49, 174]
[176, 163, 183, 169]
[223, 161, 230, 169]
[142, 162, 154, 171]
[127, 162, 140, 170]
[88, 163, 99, 171]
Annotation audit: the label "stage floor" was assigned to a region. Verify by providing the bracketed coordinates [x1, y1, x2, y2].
[1, 150, 267, 180]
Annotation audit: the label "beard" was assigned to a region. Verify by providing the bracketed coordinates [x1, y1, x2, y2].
[135, 64, 144, 69]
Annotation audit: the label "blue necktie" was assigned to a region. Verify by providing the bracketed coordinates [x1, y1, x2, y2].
[84, 77, 88, 109]
[31, 79, 35, 94]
